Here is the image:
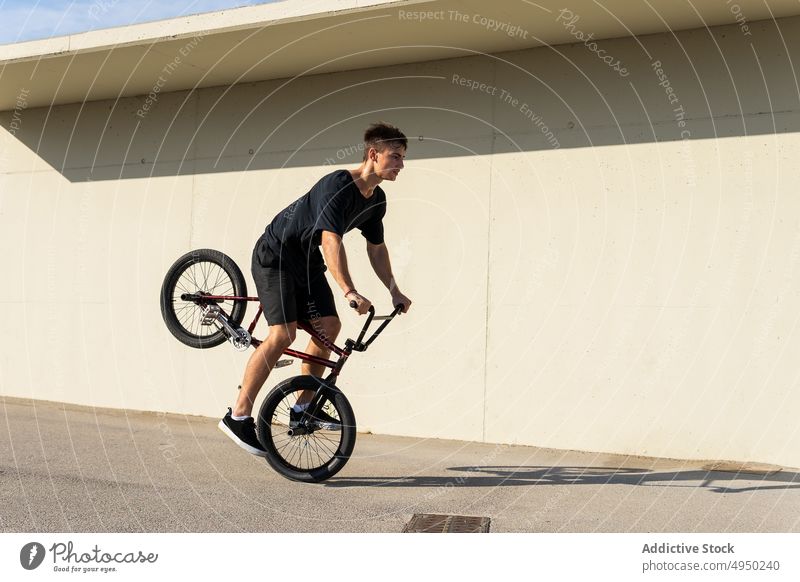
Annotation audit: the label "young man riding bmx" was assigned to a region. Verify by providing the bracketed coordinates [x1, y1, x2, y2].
[219, 122, 413, 456]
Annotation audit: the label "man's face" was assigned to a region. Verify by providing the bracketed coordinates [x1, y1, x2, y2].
[371, 145, 405, 181]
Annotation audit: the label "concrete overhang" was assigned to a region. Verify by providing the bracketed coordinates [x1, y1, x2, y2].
[2, 0, 800, 111]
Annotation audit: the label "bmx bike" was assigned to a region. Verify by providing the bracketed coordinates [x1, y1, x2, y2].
[159, 249, 402, 482]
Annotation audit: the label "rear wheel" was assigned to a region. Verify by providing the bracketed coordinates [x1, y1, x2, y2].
[256, 375, 356, 482]
[159, 249, 247, 349]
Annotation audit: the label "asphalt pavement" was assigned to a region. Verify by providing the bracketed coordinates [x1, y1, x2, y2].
[2, 396, 798, 533]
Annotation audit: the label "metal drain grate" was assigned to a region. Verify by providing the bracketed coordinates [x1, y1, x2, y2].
[402, 514, 490, 533]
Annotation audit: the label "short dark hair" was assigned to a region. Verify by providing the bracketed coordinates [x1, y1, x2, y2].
[363, 122, 407, 160]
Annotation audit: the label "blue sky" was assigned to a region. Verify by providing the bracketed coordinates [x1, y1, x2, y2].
[0, 0, 279, 45]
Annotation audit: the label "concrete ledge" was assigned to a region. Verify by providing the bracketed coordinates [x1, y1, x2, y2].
[3, 0, 800, 110]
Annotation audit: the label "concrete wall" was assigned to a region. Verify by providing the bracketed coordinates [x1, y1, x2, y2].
[2, 15, 800, 467]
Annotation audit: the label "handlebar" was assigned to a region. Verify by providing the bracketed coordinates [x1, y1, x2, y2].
[346, 302, 404, 352]
[349, 301, 405, 318]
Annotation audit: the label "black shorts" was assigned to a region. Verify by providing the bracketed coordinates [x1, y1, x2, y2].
[251, 241, 338, 326]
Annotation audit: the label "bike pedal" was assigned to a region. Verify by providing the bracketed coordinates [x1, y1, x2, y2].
[201, 304, 221, 326]
[274, 359, 293, 368]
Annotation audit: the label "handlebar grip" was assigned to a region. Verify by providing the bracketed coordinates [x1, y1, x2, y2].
[349, 300, 358, 309]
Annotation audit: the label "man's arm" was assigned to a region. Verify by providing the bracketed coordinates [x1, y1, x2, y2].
[321, 230, 372, 313]
[367, 241, 412, 312]
[366, 241, 397, 292]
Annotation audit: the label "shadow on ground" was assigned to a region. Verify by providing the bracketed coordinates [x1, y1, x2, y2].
[325, 466, 800, 493]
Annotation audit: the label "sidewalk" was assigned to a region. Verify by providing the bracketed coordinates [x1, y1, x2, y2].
[2, 396, 798, 533]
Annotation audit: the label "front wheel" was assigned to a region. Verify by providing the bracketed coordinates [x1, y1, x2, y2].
[256, 375, 356, 482]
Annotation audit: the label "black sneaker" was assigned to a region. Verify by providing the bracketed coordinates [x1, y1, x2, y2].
[218, 408, 268, 457]
[290, 404, 341, 431]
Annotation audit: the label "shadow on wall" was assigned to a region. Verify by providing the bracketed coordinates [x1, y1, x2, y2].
[2, 16, 800, 182]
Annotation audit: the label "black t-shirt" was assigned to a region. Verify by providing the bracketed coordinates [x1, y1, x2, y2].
[256, 169, 386, 272]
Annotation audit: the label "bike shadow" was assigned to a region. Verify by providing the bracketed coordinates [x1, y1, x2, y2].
[324, 465, 800, 493]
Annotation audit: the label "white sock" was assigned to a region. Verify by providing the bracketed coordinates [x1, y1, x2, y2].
[231, 414, 250, 421]
[292, 403, 310, 413]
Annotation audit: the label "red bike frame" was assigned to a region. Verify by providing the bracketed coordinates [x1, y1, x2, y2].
[198, 294, 401, 384]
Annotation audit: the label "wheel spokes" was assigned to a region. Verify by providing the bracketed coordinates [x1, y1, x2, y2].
[171, 260, 238, 339]
[269, 391, 343, 471]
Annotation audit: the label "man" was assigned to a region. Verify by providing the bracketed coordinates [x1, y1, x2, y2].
[218, 122, 412, 456]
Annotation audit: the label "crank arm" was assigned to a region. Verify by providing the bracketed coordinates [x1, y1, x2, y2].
[201, 305, 251, 351]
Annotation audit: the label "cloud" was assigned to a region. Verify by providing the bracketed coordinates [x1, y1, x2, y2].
[0, 0, 267, 45]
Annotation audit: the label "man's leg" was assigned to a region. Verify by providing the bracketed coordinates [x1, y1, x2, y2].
[223, 248, 302, 454]
[296, 315, 341, 405]
[234, 322, 296, 417]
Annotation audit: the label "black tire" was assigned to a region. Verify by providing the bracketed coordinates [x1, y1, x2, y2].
[256, 375, 356, 483]
[160, 249, 248, 349]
